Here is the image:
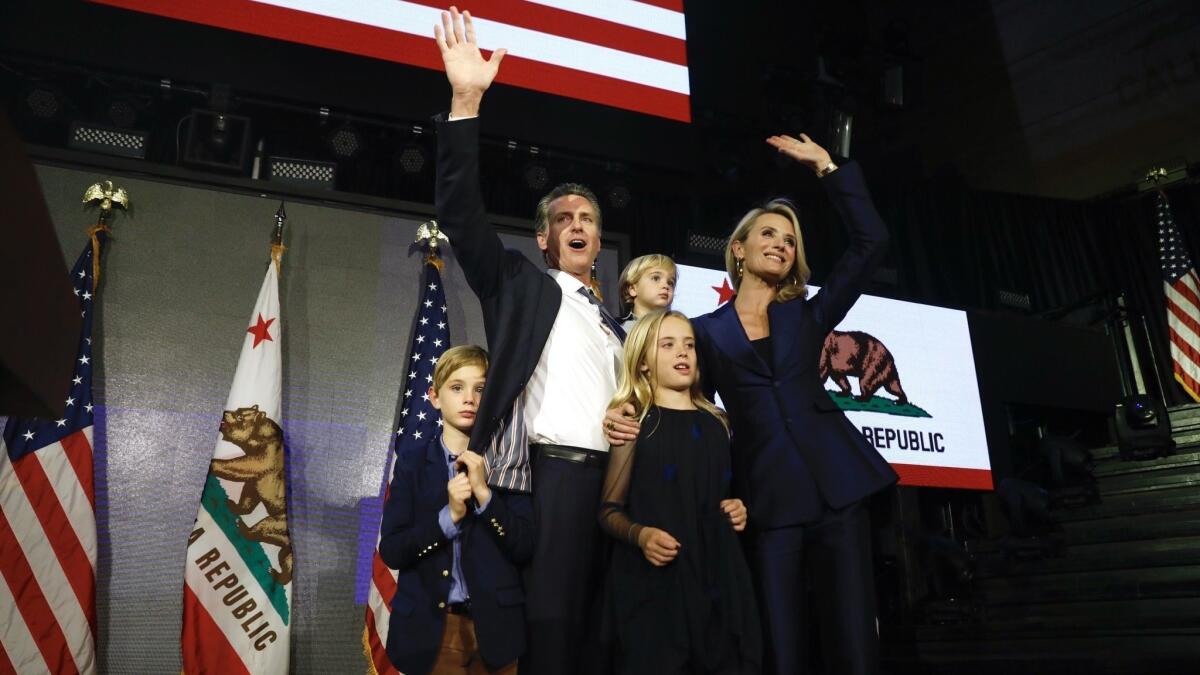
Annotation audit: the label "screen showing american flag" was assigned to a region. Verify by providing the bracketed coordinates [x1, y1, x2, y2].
[90, 0, 691, 122]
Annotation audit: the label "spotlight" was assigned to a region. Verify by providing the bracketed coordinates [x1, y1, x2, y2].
[523, 162, 550, 191]
[25, 86, 62, 120]
[1113, 394, 1175, 460]
[106, 97, 139, 129]
[607, 184, 631, 209]
[398, 143, 427, 174]
[686, 232, 726, 257]
[182, 109, 252, 172]
[68, 122, 148, 159]
[327, 124, 361, 159]
[268, 156, 336, 190]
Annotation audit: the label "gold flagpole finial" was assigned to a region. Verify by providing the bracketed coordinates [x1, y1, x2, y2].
[415, 219, 450, 270]
[271, 201, 288, 271]
[81, 180, 129, 291]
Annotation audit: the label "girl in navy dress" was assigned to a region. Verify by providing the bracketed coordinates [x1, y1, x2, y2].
[598, 310, 761, 675]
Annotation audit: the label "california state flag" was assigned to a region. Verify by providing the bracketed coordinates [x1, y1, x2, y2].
[181, 254, 292, 674]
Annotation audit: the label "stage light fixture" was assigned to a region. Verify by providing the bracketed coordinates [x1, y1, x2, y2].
[399, 143, 427, 173]
[267, 156, 336, 190]
[327, 124, 361, 159]
[1113, 394, 1175, 460]
[106, 97, 139, 129]
[182, 109, 252, 172]
[26, 86, 63, 120]
[68, 122, 148, 159]
[524, 162, 550, 191]
[607, 184, 631, 209]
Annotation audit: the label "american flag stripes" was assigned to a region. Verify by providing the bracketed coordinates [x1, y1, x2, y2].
[1, 238, 102, 675]
[91, 0, 691, 121]
[1157, 192, 1200, 402]
[364, 258, 451, 674]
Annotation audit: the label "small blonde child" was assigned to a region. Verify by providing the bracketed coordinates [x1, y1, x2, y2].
[617, 254, 678, 332]
[597, 310, 761, 674]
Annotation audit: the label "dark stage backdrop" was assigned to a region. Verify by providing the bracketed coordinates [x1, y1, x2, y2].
[876, 176, 1200, 408]
[17, 163, 621, 673]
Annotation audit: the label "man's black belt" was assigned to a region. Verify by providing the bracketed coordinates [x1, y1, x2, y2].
[446, 601, 471, 616]
[532, 443, 608, 469]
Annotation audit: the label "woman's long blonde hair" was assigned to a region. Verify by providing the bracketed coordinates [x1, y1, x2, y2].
[724, 198, 811, 303]
[609, 309, 729, 435]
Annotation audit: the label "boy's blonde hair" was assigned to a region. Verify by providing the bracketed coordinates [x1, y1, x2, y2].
[431, 345, 489, 392]
[617, 254, 678, 315]
[609, 309, 728, 434]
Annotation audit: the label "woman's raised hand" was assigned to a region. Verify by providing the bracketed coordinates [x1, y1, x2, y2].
[766, 133, 833, 173]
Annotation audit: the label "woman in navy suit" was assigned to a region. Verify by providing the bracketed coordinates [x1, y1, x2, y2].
[607, 133, 897, 674]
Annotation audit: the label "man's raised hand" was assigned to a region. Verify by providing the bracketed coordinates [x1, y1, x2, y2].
[434, 7, 507, 118]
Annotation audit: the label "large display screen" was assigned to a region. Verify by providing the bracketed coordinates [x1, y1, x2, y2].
[672, 264, 993, 490]
[91, 0, 692, 122]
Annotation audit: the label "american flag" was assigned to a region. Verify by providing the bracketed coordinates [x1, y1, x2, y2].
[1, 239, 101, 675]
[364, 257, 451, 675]
[91, 0, 690, 121]
[1157, 192, 1200, 402]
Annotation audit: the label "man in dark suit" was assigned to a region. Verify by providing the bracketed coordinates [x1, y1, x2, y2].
[379, 345, 535, 674]
[431, 8, 627, 674]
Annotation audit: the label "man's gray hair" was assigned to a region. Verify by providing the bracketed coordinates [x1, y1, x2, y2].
[533, 183, 603, 236]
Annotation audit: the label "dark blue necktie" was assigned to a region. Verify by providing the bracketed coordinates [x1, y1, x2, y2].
[577, 287, 626, 342]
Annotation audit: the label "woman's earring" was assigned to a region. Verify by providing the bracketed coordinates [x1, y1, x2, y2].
[735, 257, 744, 277]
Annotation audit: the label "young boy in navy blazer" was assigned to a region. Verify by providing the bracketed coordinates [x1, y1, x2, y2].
[379, 345, 535, 674]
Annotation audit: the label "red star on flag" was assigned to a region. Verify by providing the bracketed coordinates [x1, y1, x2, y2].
[712, 278, 736, 306]
[247, 313, 275, 348]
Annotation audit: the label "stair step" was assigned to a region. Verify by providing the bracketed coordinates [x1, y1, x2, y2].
[1059, 510, 1200, 545]
[891, 631, 1200, 674]
[1051, 484, 1200, 522]
[974, 565, 1200, 605]
[1091, 450, 1200, 478]
[974, 535, 1200, 578]
[978, 597, 1200, 630]
[1092, 465, 1200, 495]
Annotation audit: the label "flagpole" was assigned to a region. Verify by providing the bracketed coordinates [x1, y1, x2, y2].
[271, 201, 287, 272]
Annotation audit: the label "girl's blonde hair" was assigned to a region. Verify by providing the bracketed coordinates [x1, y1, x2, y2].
[617, 254, 678, 315]
[724, 198, 811, 303]
[609, 309, 728, 435]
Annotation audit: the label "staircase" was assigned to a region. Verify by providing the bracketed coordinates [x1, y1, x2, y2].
[887, 404, 1200, 674]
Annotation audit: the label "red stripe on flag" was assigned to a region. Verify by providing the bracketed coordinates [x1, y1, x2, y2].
[59, 431, 95, 511]
[500, 53, 690, 120]
[371, 553, 397, 607]
[181, 584, 252, 675]
[1171, 275, 1200, 311]
[9, 453, 96, 634]
[891, 464, 993, 490]
[633, 0, 685, 11]
[365, 606, 399, 675]
[406, 0, 688, 65]
[91, 0, 690, 121]
[0, 638, 14, 675]
[1175, 364, 1200, 398]
[0, 509, 80, 675]
[1167, 298, 1200, 341]
[1175, 371, 1200, 403]
[1168, 328, 1200, 368]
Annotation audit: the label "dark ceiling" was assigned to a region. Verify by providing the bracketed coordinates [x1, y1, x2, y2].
[2, 0, 1198, 205]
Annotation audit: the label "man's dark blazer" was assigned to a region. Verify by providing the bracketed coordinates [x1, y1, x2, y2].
[692, 162, 899, 529]
[378, 434, 536, 674]
[435, 115, 561, 491]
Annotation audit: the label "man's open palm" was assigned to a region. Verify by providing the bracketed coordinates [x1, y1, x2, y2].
[435, 7, 506, 97]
